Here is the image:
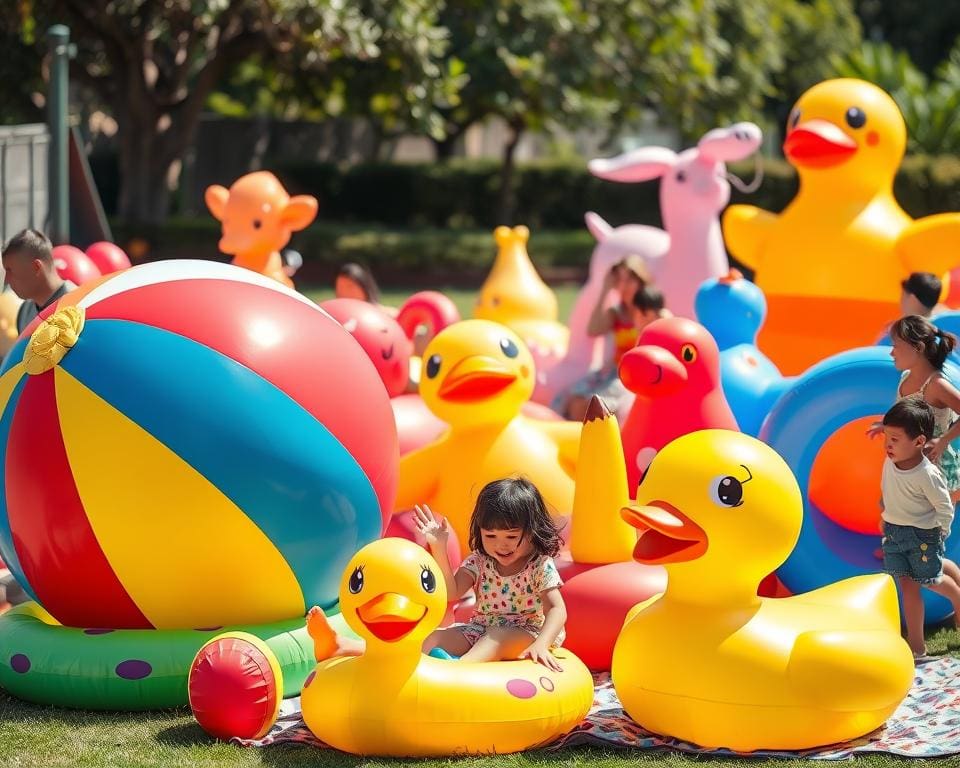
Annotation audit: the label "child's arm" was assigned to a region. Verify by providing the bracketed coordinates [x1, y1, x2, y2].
[520, 588, 566, 672]
[921, 466, 955, 538]
[586, 268, 620, 337]
[413, 504, 474, 600]
[924, 378, 960, 461]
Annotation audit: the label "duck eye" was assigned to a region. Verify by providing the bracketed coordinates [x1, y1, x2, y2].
[789, 108, 801, 129]
[680, 344, 697, 363]
[420, 566, 436, 593]
[500, 337, 519, 358]
[348, 566, 364, 594]
[676, 170, 686, 182]
[845, 107, 866, 129]
[252, 219, 262, 230]
[426, 354, 442, 378]
[711, 475, 744, 508]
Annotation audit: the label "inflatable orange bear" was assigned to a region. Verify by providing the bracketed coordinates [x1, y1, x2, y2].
[205, 172, 318, 288]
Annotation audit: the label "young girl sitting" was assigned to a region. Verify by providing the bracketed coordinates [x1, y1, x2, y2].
[307, 477, 568, 670]
[869, 315, 960, 500]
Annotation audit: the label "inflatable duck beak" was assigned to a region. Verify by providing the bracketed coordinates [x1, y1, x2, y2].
[357, 593, 427, 641]
[783, 119, 857, 169]
[438, 355, 517, 402]
[621, 502, 708, 564]
[619, 346, 687, 395]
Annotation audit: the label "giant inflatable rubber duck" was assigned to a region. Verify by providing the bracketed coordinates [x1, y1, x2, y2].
[301, 538, 594, 756]
[724, 78, 960, 374]
[474, 226, 569, 371]
[694, 270, 791, 436]
[205, 172, 318, 288]
[618, 317, 738, 493]
[395, 320, 580, 552]
[613, 430, 914, 751]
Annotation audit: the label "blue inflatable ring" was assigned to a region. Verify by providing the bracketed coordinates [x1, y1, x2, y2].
[761, 346, 959, 622]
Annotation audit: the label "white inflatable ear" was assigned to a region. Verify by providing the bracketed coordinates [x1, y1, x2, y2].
[698, 122, 763, 163]
[584, 212, 613, 243]
[588, 146, 677, 183]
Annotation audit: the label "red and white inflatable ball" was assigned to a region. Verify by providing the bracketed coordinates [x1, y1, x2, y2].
[85, 242, 132, 275]
[52, 245, 101, 286]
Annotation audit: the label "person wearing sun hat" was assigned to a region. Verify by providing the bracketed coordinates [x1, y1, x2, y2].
[901, 272, 944, 319]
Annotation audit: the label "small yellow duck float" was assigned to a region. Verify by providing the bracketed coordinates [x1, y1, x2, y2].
[396, 320, 580, 552]
[475, 226, 569, 369]
[301, 538, 593, 757]
[613, 429, 913, 751]
[723, 78, 960, 374]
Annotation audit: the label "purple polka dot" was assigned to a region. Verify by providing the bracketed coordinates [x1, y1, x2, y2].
[83, 629, 115, 636]
[115, 660, 152, 680]
[10, 654, 30, 674]
[194, 626, 223, 632]
[506, 678, 537, 699]
[303, 670, 316, 689]
[539, 676, 555, 692]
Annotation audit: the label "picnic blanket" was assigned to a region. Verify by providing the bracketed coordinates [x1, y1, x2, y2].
[237, 656, 960, 759]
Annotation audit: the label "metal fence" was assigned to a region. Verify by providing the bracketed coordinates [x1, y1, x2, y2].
[0, 124, 49, 246]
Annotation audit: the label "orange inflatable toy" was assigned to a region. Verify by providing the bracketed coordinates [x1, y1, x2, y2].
[724, 79, 960, 374]
[205, 172, 318, 288]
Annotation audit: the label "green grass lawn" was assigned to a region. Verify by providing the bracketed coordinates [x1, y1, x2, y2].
[2, 626, 959, 767]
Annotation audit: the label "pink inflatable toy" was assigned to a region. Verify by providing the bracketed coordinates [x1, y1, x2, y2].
[395, 290, 461, 346]
[533, 212, 669, 409]
[51, 245, 101, 286]
[85, 242, 132, 275]
[588, 123, 763, 319]
[619, 317, 738, 493]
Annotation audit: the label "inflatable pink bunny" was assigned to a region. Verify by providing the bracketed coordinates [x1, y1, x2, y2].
[533, 212, 668, 407]
[588, 122, 763, 319]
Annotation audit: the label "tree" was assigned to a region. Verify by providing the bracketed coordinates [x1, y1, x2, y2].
[856, 0, 960, 76]
[19, 0, 450, 225]
[0, 4, 45, 125]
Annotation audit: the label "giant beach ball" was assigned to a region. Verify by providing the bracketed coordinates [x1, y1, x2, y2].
[0, 261, 397, 630]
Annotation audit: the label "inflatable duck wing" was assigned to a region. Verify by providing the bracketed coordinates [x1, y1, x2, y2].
[613, 430, 913, 751]
[724, 78, 960, 373]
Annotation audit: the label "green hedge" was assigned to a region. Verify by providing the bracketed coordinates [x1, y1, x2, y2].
[110, 219, 597, 284]
[95, 153, 960, 231]
[221, 155, 960, 228]
[105, 153, 960, 281]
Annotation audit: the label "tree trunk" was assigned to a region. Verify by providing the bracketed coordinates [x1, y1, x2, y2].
[496, 121, 524, 225]
[432, 135, 458, 160]
[115, 106, 174, 226]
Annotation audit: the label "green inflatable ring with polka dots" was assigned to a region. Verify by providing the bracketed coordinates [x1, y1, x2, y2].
[0, 602, 354, 710]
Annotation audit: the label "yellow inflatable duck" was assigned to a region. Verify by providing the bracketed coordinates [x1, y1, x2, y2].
[396, 320, 580, 552]
[613, 429, 913, 751]
[475, 226, 569, 366]
[724, 78, 960, 374]
[301, 538, 593, 756]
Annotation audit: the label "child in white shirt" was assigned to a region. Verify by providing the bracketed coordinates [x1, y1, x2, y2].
[881, 399, 960, 657]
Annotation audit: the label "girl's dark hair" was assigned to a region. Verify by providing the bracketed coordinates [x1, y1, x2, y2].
[891, 315, 957, 371]
[336, 262, 380, 303]
[468, 477, 562, 558]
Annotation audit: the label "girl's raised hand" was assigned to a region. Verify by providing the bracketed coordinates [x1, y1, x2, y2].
[413, 504, 449, 548]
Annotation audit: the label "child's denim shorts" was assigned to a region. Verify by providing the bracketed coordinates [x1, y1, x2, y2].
[882, 522, 945, 584]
